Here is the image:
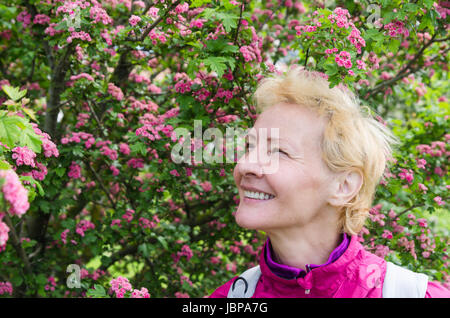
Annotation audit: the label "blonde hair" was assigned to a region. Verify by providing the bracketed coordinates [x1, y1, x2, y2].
[253, 66, 400, 235]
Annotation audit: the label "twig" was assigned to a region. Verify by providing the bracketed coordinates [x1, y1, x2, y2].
[83, 158, 117, 209]
[365, 33, 443, 98]
[233, 3, 245, 45]
[3, 213, 33, 276]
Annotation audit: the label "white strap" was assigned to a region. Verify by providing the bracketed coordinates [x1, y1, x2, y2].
[227, 265, 261, 298]
[382, 261, 429, 298]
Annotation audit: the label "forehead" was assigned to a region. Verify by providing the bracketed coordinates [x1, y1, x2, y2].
[251, 103, 326, 144]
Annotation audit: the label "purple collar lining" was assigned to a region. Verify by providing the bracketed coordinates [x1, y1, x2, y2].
[264, 233, 350, 279]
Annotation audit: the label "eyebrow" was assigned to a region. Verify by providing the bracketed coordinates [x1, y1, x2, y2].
[246, 134, 292, 147]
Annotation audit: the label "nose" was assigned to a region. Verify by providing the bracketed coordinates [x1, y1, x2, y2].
[236, 149, 264, 178]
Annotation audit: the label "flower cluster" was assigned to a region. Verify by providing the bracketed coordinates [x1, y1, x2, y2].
[0, 219, 9, 251]
[0, 281, 13, 296]
[109, 276, 150, 298]
[61, 132, 96, 149]
[31, 124, 59, 159]
[129, 15, 141, 26]
[108, 83, 124, 101]
[384, 20, 410, 38]
[68, 162, 82, 179]
[0, 169, 29, 218]
[67, 31, 92, 43]
[76, 220, 95, 237]
[11, 146, 36, 167]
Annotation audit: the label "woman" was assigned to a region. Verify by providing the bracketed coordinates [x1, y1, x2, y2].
[210, 67, 449, 298]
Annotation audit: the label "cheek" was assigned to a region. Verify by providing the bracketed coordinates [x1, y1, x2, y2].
[233, 165, 241, 184]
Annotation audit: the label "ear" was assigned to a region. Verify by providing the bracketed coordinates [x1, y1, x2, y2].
[327, 170, 363, 207]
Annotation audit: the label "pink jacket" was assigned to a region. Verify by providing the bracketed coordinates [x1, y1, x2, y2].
[210, 235, 450, 298]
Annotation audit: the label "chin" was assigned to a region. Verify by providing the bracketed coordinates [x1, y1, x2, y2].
[235, 208, 266, 230]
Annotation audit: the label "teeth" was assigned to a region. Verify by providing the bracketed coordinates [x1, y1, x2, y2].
[244, 191, 275, 200]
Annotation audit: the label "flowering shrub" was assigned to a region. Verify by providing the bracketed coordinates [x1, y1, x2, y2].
[0, 0, 448, 297]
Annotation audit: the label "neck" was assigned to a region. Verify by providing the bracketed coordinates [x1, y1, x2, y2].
[266, 221, 342, 271]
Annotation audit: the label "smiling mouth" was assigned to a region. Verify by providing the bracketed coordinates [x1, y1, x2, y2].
[243, 190, 275, 200]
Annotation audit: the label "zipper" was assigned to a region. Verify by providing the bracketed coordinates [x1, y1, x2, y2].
[305, 265, 312, 295]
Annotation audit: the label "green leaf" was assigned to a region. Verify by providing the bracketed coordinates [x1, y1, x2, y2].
[20, 176, 45, 196]
[324, 63, 338, 76]
[157, 236, 168, 249]
[191, 0, 212, 8]
[86, 284, 107, 298]
[2, 85, 27, 101]
[130, 142, 147, 156]
[216, 12, 239, 33]
[0, 160, 11, 170]
[55, 167, 66, 178]
[202, 56, 229, 77]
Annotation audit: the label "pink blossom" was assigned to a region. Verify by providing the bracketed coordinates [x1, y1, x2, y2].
[190, 19, 206, 28]
[417, 218, 428, 228]
[111, 219, 122, 228]
[33, 14, 51, 25]
[70, 73, 94, 82]
[17, 10, 32, 28]
[200, 181, 212, 192]
[110, 165, 120, 176]
[129, 15, 141, 26]
[127, 158, 144, 169]
[90, 6, 113, 25]
[418, 183, 428, 193]
[12, 146, 36, 167]
[433, 196, 445, 206]
[76, 220, 95, 237]
[108, 83, 124, 101]
[381, 230, 393, 239]
[131, 287, 150, 298]
[0, 170, 30, 217]
[148, 7, 159, 18]
[416, 158, 427, 169]
[122, 209, 134, 223]
[175, 291, 190, 298]
[31, 123, 59, 158]
[0, 281, 13, 296]
[398, 168, 414, 184]
[0, 220, 9, 249]
[61, 229, 69, 244]
[119, 143, 131, 155]
[68, 161, 82, 179]
[110, 276, 132, 298]
[356, 59, 366, 70]
[67, 31, 92, 43]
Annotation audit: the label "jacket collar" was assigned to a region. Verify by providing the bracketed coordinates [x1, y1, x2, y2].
[259, 235, 364, 296]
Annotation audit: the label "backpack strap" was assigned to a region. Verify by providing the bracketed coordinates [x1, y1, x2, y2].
[227, 265, 261, 298]
[382, 261, 429, 298]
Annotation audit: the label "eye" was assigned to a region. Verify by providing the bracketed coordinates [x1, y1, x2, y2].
[271, 148, 288, 155]
[245, 141, 255, 152]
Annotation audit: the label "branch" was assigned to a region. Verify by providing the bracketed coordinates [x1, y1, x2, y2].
[365, 33, 443, 98]
[393, 196, 450, 222]
[83, 157, 117, 209]
[233, 3, 245, 45]
[128, 0, 182, 42]
[3, 213, 33, 276]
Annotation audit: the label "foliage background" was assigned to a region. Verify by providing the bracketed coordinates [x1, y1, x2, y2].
[0, 0, 448, 297]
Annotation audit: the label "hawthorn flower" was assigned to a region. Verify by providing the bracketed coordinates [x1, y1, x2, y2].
[11, 146, 36, 167]
[0, 169, 30, 217]
[129, 15, 141, 26]
[0, 220, 9, 250]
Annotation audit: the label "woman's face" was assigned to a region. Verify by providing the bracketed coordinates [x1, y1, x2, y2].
[233, 102, 338, 232]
